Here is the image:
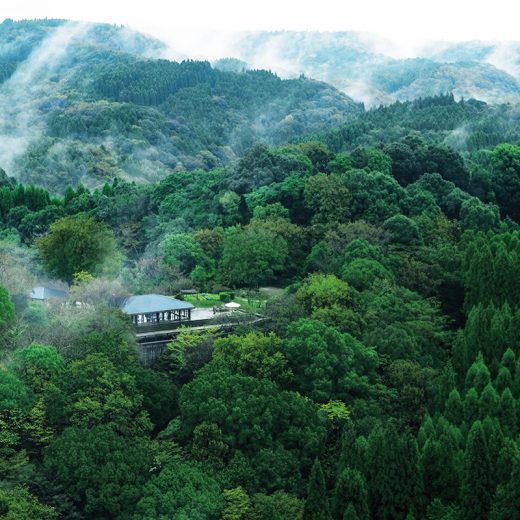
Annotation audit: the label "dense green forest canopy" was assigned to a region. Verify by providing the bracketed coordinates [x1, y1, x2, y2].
[300, 94, 520, 154]
[2, 18, 520, 520]
[1, 89, 520, 516]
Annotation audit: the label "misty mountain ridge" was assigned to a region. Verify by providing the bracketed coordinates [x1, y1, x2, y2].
[1, 19, 520, 191]
[0, 19, 361, 190]
[200, 31, 520, 107]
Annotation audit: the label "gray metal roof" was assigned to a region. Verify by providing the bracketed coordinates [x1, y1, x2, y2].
[119, 294, 194, 315]
[30, 287, 68, 300]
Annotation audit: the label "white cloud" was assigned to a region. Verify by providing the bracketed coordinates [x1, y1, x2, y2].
[0, 21, 90, 173]
[486, 42, 520, 80]
[2, 0, 520, 46]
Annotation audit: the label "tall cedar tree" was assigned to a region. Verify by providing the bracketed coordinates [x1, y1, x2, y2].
[332, 467, 369, 520]
[303, 458, 331, 520]
[490, 453, 520, 520]
[366, 425, 422, 519]
[461, 420, 493, 519]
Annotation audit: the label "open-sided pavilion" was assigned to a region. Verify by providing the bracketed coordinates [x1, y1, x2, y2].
[119, 294, 194, 327]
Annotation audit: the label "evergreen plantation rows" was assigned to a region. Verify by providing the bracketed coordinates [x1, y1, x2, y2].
[2, 93, 520, 518]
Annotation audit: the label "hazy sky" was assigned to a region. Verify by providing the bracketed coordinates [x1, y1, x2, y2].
[2, 0, 520, 45]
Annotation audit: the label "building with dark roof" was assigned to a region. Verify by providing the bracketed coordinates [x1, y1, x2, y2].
[29, 286, 68, 301]
[119, 294, 194, 326]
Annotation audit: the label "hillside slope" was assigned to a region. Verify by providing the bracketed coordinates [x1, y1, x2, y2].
[0, 19, 362, 191]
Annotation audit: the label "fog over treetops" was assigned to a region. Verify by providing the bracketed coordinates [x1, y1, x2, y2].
[206, 31, 520, 107]
[0, 19, 362, 190]
[1, 18, 520, 191]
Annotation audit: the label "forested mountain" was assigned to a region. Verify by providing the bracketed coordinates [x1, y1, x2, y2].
[2, 19, 520, 193]
[204, 31, 520, 107]
[3, 15, 520, 520]
[3, 19, 520, 194]
[0, 19, 361, 191]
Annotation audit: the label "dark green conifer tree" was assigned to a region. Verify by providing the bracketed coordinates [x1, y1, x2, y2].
[420, 428, 461, 505]
[444, 389, 464, 425]
[465, 353, 491, 394]
[0, 285, 15, 332]
[482, 416, 505, 489]
[101, 183, 113, 197]
[500, 348, 516, 379]
[417, 413, 435, 450]
[342, 504, 359, 520]
[434, 361, 456, 413]
[512, 358, 520, 397]
[303, 458, 331, 520]
[479, 383, 499, 418]
[495, 366, 513, 394]
[496, 438, 519, 486]
[336, 425, 367, 476]
[464, 238, 494, 311]
[366, 426, 421, 520]
[460, 420, 493, 520]
[0, 187, 13, 219]
[488, 304, 513, 371]
[425, 499, 457, 520]
[493, 244, 511, 307]
[436, 415, 465, 452]
[497, 388, 516, 435]
[332, 467, 368, 520]
[463, 305, 489, 369]
[490, 453, 520, 520]
[463, 388, 480, 424]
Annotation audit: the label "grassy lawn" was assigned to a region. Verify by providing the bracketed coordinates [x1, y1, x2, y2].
[183, 293, 220, 308]
[258, 287, 284, 298]
[235, 296, 264, 312]
[182, 290, 277, 313]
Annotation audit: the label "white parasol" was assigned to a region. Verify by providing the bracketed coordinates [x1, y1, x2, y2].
[224, 301, 241, 310]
